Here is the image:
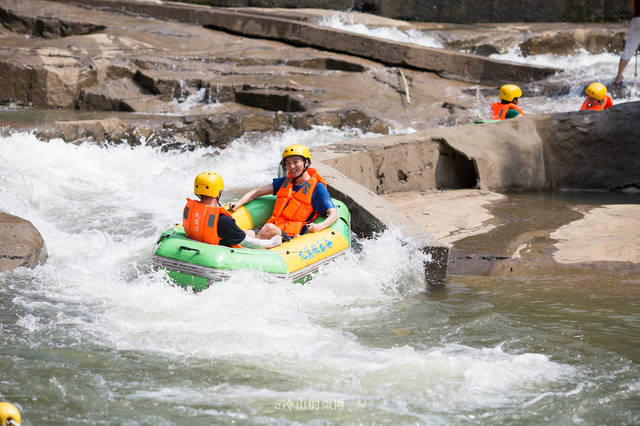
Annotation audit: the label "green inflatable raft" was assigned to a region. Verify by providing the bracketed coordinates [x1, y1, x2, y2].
[153, 195, 351, 291]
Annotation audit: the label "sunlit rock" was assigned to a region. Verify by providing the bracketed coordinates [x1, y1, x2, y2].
[0, 212, 47, 273]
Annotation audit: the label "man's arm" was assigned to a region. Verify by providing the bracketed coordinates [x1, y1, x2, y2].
[306, 207, 338, 233]
[229, 184, 273, 211]
[305, 182, 338, 233]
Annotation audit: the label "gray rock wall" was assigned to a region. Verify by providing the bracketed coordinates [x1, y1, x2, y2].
[183, 0, 630, 23]
[538, 103, 640, 190]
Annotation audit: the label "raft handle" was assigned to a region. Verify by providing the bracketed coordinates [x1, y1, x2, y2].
[178, 246, 200, 254]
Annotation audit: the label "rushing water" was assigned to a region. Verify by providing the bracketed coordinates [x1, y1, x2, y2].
[1, 129, 639, 424]
[318, 12, 640, 119]
[316, 13, 443, 49]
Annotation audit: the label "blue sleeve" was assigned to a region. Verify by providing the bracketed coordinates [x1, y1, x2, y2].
[311, 183, 334, 216]
[272, 177, 285, 195]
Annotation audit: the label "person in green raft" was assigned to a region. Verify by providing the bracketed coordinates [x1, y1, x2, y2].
[182, 172, 282, 249]
[230, 144, 338, 242]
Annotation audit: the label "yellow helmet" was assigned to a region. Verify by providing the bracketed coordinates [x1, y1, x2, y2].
[585, 82, 607, 101]
[194, 172, 224, 198]
[281, 144, 311, 164]
[0, 402, 21, 426]
[499, 84, 523, 102]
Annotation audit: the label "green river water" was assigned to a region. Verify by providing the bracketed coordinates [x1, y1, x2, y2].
[1, 125, 639, 425]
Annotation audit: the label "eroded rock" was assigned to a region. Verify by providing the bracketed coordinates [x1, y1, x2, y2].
[0, 7, 105, 38]
[0, 212, 47, 273]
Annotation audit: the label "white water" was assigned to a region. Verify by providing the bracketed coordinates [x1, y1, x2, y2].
[490, 48, 640, 112]
[0, 129, 580, 422]
[317, 12, 443, 48]
[317, 14, 640, 117]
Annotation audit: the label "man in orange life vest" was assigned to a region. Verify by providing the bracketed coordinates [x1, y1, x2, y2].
[490, 84, 526, 120]
[183, 172, 282, 248]
[580, 82, 613, 111]
[230, 144, 338, 242]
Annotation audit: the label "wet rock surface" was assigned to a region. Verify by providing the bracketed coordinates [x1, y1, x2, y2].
[447, 193, 640, 281]
[0, 0, 576, 143]
[177, 0, 629, 23]
[0, 0, 471, 136]
[0, 0, 406, 136]
[0, 212, 47, 273]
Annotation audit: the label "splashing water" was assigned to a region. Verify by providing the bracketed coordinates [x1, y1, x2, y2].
[317, 12, 442, 49]
[317, 16, 640, 115]
[489, 48, 640, 113]
[0, 128, 594, 424]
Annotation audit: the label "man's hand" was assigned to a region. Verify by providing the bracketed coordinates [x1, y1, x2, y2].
[305, 223, 320, 233]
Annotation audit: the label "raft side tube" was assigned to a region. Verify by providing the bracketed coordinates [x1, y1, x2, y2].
[153, 196, 351, 291]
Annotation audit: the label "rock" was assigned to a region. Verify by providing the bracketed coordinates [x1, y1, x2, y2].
[240, 113, 277, 131]
[77, 78, 148, 112]
[341, 110, 371, 129]
[178, 0, 629, 23]
[204, 115, 244, 147]
[370, 120, 389, 135]
[0, 212, 47, 273]
[519, 29, 626, 56]
[311, 112, 341, 128]
[234, 90, 307, 112]
[289, 114, 313, 130]
[539, 102, 640, 190]
[314, 101, 640, 193]
[0, 5, 105, 37]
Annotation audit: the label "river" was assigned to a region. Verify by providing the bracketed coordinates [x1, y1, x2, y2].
[1, 126, 639, 424]
[319, 12, 640, 118]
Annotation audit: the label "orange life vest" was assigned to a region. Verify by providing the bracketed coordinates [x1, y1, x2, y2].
[580, 95, 613, 111]
[182, 198, 238, 246]
[267, 168, 327, 237]
[490, 102, 526, 120]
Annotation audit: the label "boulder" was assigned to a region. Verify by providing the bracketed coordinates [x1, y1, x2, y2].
[0, 212, 47, 273]
[519, 29, 626, 56]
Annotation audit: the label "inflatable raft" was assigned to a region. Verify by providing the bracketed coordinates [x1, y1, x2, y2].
[152, 195, 351, 291]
